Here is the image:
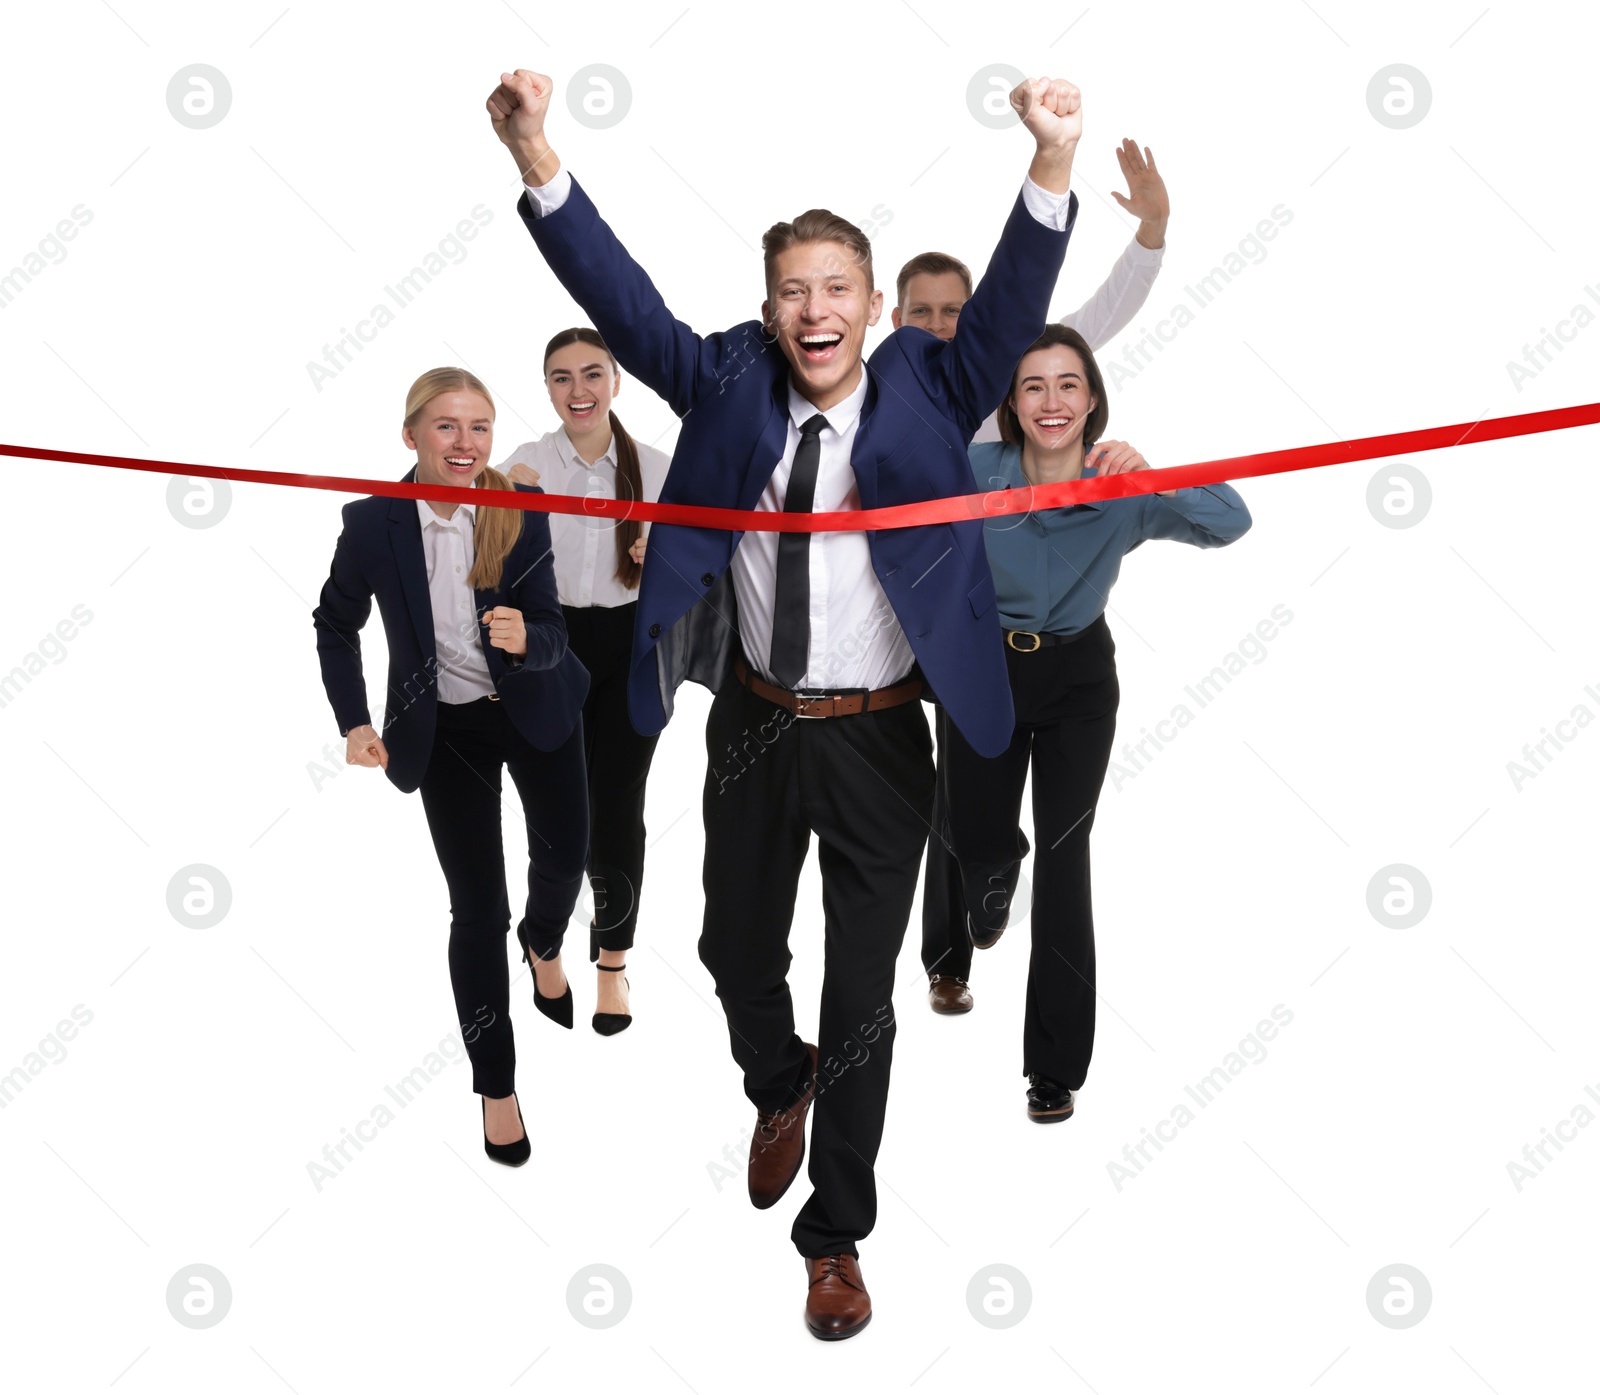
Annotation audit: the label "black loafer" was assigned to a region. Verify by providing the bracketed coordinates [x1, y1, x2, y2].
[1026, 1074, 1076, 1123]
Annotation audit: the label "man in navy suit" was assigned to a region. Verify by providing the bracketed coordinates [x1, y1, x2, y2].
[488, 66, 1082, 1338]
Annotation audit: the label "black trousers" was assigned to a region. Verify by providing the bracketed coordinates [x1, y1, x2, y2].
[919, 738, 1029, 983]
[562, 602, 662, 957]
[698, 676, 934, 1259]
[934, 615, 1119, 1088]
[417, 696, 589, 1099]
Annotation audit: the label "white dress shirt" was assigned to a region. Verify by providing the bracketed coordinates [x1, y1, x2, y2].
[497, 428, 670, 609]
[520, 165, 1075, 690]
[731, 370, 915, 690]
[972, 233, 1166, 444]
[415, 495, 497, 702]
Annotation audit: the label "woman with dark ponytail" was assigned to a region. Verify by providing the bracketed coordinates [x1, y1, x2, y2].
[502, 328, 671, 1036]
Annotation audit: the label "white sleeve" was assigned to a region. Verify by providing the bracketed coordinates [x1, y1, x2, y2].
[972, 410, 1003, 445]
[1060, 235, 1165, 350]
[1020, 176, 1074, 232]
[495, 439, 538, 471]
[522, 167, 573, 217]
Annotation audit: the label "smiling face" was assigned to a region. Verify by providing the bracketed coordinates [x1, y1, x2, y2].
[892, 270, 969, 342]
[544, 342, 619, 436]
[762, 240, 883, 409]
[1009, 344, 1098, 455]
[402, 388, 495, 493]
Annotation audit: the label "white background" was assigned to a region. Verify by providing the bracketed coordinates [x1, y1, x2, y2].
[2, 1, 1597, 1389]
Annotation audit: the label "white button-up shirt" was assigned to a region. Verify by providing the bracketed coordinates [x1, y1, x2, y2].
[415, 495, 496, 703]
[497, 428, 670, 609]
[730, 369, 915, 690]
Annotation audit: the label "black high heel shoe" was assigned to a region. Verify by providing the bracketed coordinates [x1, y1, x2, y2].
[519, 928, 573, 1030]
[593, 962, 632, 1037]
[481, 1094, 531, 1167]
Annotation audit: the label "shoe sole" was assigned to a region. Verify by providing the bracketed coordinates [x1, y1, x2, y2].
[968, 929, 1004, 951]
[1027, 1105, 1075, 1123]
[806, 1312, 872, 1341]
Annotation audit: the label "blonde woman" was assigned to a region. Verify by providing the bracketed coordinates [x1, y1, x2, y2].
[313, 367, 590, 1165]
[500, 328, 670, 1035]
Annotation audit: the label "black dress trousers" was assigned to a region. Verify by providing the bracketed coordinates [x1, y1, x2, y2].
[941, 614, 1120, 1088]
[697, 674, 934, 1259]
[417, 696, 589, 1099]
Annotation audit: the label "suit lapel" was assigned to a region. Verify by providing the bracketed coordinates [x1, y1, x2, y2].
[388, 468, 436, 661]
[737, 373, 796, 513]
[736, 365, 882, 511]
[849, 368, 881, 511]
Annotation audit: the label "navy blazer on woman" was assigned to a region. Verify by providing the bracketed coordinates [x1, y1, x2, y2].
[313, 471, 589, 793]
[518, 177, 1076, 759]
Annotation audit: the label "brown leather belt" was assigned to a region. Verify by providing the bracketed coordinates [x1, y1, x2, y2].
[733, 656, 922, 719]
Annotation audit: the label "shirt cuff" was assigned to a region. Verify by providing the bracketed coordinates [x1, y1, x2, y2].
[1127, 233, 1166, 263]
[1021, 176, 1073, 231]
[522, 167, 572, 217]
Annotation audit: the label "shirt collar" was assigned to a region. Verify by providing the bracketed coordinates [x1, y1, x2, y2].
[416, 475, 477, 528]
[786, 363, 870, 437]
[552, 425, 617, 471]
[998, 444, 1104, 511]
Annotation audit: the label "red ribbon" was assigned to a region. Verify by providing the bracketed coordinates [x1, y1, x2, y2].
[4, 400, 1595, 532]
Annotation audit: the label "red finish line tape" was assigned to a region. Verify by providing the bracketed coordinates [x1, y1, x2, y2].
[4, 400, 1596, 532]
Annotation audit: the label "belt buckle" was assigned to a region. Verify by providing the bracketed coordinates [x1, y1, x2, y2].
[791, 685, 866, 718]
[1006, 630, 1042, 653]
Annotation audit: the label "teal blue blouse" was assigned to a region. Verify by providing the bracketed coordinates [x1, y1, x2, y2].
[969, 441, 1252, 634]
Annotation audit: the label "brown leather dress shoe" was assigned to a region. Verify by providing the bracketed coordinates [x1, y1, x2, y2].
[804, 1253, 872, 1340]
[927, 974, 973, 1014]
[748, 1042, 819, 1210]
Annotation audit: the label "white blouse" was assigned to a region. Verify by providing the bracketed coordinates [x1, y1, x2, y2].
[497, 427, 671, 609]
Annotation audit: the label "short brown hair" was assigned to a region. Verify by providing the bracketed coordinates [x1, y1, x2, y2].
[997, 325, 1110, 451]
[761, 209, 874, 295]
[895, 251, 973, 307]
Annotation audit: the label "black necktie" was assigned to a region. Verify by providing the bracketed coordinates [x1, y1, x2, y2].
[769, 413, 828, 689]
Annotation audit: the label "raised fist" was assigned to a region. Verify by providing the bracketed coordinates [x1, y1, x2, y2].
[487, 69, 553, 151]
[508, 462, 541, 487]
[1010, 77, 1083, 150]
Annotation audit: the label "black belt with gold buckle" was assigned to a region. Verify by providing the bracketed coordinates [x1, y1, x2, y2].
[1005, 629, 1078, 652]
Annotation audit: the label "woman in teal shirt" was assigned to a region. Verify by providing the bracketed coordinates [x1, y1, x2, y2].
[921, 324, 1251, 1121]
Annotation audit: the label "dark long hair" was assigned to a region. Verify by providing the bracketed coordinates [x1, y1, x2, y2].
[544, 327, 645, 590]
[996, 324, 1109, 453]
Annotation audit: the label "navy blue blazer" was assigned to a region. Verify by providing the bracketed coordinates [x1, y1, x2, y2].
[313, 471, 589, 793]
[519, 177, 1075, 758]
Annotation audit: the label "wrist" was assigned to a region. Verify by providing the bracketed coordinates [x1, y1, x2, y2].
[510, 138, 560, 188]
[1136, 218, 1167, 251]
[1027, 144, 1077, 197]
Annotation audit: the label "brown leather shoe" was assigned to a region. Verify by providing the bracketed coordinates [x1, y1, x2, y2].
[748, 1042, 819, 1210]
[804, 1253, 872, 1340]
[927, 974, 973, 1014]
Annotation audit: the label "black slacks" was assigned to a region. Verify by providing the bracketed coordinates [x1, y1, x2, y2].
[562, 601, 662, 957]
[698, 676, 934, 1259]
[937, 614, 1119, 1088]
[919, 741, 1029, 983]
[417, 696, 589, 1099]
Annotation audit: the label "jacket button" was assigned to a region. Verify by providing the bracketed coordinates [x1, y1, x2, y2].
[701, 573, 715, 587]
[648, 622, 662, 638]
